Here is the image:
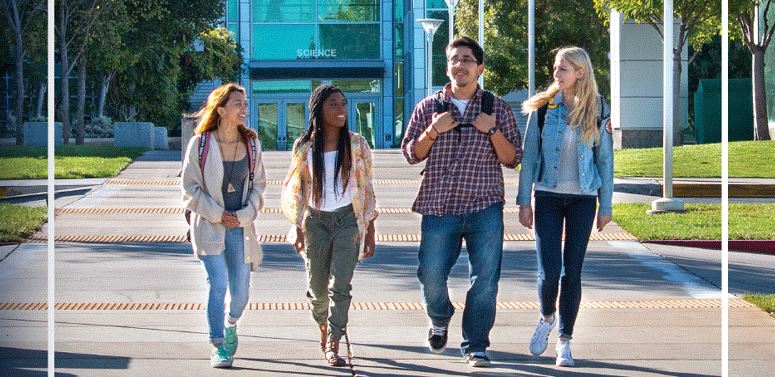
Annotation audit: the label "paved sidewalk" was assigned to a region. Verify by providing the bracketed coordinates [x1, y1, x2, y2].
[0, 150, 773, 376]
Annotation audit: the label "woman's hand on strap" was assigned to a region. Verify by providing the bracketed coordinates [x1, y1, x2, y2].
[222, 212, 239, 228]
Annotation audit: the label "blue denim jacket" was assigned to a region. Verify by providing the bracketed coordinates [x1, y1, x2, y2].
[517, 92, 614, 216]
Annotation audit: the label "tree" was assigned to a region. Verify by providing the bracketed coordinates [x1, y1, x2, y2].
[56, 0, 106, 144]
[594, 0, 720, 145]
[454, 0, 611, 97]
[1, 0, 44, 144]
[731, 0, 774, 140]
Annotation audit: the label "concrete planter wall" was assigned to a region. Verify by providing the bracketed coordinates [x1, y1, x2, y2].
[154, 127, 169, 150]
[114, 122, 155, 148]
[23, 122, 63, 146]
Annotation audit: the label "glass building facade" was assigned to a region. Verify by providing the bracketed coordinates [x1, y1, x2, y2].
[223, 0, 453, 149]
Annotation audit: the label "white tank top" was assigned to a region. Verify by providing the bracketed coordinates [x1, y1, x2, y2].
[307, 150, 353, 211]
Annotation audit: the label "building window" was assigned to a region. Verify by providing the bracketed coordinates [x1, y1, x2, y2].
[251, 0, 381, 60]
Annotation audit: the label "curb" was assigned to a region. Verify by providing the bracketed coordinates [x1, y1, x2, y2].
[646, 240, 775, 255]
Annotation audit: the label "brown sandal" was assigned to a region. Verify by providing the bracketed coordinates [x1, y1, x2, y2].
[323, 339, 346, 367]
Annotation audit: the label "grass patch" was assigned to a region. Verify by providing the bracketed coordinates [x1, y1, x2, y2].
[0, 204, 47, 243]
[613, 203, 775, 240]
[743, 294, 775, 318]
[614, 140, 775, 178]
[0, 146, 146, 179]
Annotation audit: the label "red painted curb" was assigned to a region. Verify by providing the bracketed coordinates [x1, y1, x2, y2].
[646, 240, 775, 255]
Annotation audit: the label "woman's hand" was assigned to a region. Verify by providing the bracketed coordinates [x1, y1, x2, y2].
[221, 211, 239, 228]
[596, 214, 612, 231]
[518, 206, 534, 229]
[362, 221, 376, 259]
[293, 226, 305, 254]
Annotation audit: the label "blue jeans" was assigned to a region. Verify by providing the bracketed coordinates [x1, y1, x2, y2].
[534, 191, 597, 339]
[200, 227, 251, 344]
[417, 202, 504, 355]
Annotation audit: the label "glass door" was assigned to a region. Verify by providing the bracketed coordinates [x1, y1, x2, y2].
[349, 98, 380, 148]
[255, 98, 308, 151]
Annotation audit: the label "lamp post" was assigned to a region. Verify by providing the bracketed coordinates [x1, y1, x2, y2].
[444, 0, 460, 44]
[478, 0, 484, 88]
[648, 0, 684, 214]
[417, 18, 444, 98]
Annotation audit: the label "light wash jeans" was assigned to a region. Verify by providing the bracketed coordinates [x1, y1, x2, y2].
[417, 202, 504, 355]
[200, 227, 251, 344]
[303, 205, 360, 342]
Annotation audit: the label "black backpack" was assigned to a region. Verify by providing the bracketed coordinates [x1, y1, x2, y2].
[433, 90, 496, 128]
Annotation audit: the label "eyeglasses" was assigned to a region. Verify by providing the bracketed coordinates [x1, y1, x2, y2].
[447, 57, 478, 66]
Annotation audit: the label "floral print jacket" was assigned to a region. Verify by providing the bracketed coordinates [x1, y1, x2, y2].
[280, 132, 378, 258]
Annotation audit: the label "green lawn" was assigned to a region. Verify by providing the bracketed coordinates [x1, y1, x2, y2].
[614, 140, 775, 178]
[0, 146, 146, 179]
[743, 294, 775, 318]
[0, 204, 47, 243]
[613, 203, 775, 240]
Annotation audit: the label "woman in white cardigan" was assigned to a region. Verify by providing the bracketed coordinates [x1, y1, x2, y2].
[182, 83, 266, 369]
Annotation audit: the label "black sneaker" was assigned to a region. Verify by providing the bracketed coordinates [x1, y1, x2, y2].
[464, 352, 491, 367]
[426, 325, 447, 354]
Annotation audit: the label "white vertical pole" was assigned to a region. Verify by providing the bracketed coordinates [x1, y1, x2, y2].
[721, 0, 729, 375]
[426, 38, 433, 98]
[663, 0, 674, 199]
[449, 10, 454, 44]
[528, 0, 535, 96]
[649, 0, 683, 213]
[478, 0, 484, 88]
[47, 0, 56, 375]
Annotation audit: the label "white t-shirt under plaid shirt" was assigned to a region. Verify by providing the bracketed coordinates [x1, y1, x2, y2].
[401, 84, 523, 216]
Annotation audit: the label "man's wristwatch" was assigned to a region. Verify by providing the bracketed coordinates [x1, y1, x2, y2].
[487, 126, 498, 136]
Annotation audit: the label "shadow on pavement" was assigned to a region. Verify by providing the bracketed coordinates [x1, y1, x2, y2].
[0, 346, 128, 376]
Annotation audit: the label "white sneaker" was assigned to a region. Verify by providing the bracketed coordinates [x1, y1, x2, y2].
[529, 315, 556, 356]
[555, 339, 575, 367]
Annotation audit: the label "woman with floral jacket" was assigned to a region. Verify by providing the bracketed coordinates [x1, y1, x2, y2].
[281, 84, 378, 367]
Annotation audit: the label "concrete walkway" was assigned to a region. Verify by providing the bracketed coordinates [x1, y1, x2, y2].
[0, 150, 773, 376]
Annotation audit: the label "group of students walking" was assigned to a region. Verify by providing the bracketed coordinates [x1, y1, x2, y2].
[181, 36, 613, 370]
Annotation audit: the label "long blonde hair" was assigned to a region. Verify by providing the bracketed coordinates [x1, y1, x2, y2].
[522, 47, 599, 146]
[194, 83, 257, 140]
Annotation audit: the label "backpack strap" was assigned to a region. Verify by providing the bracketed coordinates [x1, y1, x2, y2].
[480, 91, 495, 115]
[198, 131, 211, 172]
[246, 137, 257, 195]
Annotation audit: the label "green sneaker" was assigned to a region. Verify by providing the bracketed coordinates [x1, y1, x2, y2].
[210, 344, 233, 368]
[224, 326, 238, 356]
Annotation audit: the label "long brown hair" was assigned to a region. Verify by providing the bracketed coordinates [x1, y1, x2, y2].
[522, 47, 600, 146]
[194, 83, 257, 141]
[296, 84, 351, 208]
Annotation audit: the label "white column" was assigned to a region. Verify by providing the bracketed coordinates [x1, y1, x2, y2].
[649, 0, 684, 213]
[478, 0, 484, 88]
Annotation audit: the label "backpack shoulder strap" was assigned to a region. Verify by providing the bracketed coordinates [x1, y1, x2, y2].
[433, 91, 449, 113]
[198, 131, 210, 172]
[537, 104, 548, 132]
[480, 91, 495, 115]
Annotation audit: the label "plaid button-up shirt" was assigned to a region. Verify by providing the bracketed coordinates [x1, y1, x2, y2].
[402, 84, 522, 216]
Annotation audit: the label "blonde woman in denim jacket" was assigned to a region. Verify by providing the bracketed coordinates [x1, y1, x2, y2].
[281, 84, 378, 367]
[517, 47, 613, 367]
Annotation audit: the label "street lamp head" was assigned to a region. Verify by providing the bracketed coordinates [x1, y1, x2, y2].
[417, 18, 444, 43]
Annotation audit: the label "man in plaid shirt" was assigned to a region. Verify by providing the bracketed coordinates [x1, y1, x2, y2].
[401, 36, 522, 367]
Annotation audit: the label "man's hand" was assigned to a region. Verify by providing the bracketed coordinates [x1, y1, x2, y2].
[518, 206, 534, 229]
[222, 212, 239, 228]
[473, 113, 496, 134]
[605, 119, 612, 134]
[430, 112, 457, 134]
